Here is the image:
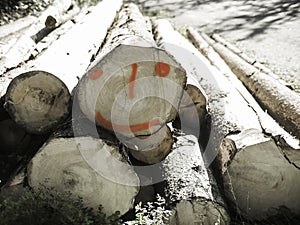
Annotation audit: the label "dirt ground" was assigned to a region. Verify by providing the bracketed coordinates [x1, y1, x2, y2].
[127, 0, 300, 94]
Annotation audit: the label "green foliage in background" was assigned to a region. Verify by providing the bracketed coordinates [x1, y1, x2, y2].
[0, 185, 121, 225]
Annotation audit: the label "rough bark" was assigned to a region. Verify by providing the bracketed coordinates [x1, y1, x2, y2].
[4, 71, 71, 134]
[211, 33, 289, 86]
[187, 27, 299, 149]
[163, 134, 230, 225]
[201, 32, 300, 139]
[153, 19, 300, 221]
[27, 133, 140, 216]
[0, 0, 73, 75]
[0, 16, 36, 56]
[76, 3, 187, 137]
[0, 15, 36, 39]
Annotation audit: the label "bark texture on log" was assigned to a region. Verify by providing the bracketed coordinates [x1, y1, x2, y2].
[0, 16, 36, 39]
[153, 19, 262, 160]
[28, 0, 123, 92]
[76, 4, 186, 137]
[4, 71, 71, 134]
[201, 33, 300, 139]
[27, 135, 140, 216]
[0, 0, 73, 75]
[187, 28, 299, 149]
[211, 33, 289, 86]
[163, 134, 230, 225]
[153, 19, 300, 221]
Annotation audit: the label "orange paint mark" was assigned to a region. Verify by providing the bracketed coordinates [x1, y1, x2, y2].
[96, 111, 160, 133]
[89, 69, 103, 80]
[155, 62, 170, 77]
[129, 63, 138, 99]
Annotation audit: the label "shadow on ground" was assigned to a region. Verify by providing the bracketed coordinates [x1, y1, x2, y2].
[127, 0, 299, 39]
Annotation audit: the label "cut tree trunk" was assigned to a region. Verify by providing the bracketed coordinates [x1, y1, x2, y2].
[0, 16, 36, 57]
[27, 131, 140, 216]
[162, 134, 230, 225]
[211, 33, 289, 86]
[219, 129, 300, 220]
[76, 3, 187, 137]
[127, 124, 174, 164]
[187, 28, 299, 149]
[0, 0, 122, 134]
[0, 15, 36, 39]
[4, 71, 71, 134]
[153, 19, 300, 220]
[0, 0, 73, 75]
[200, 33, 300, 139]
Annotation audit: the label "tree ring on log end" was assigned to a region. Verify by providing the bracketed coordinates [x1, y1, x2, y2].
[5, 70, 71, 134]
[76, 45, 187, 137]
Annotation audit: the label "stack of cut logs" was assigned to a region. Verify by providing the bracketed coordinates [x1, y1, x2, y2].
[0, 0, 300, 224]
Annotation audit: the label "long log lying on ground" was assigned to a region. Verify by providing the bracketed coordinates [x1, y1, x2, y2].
[0, 16, 36, 56]
[0, 16, 36, 39]
[76, 3, 187, 137]
[163, 134, 230, 225]
[27, 130, 140, 216]
[187, 28, 299, 149]
[153, 19, 300, 220]
[200, 33, 300, 139]
[0, 0, 73, 75]
[0, 0, 122, 134]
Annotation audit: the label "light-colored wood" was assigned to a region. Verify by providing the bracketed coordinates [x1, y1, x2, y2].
[153, 19, 300, 221]
[201, 32, 300, 139]
[220, 129, 300, 220]
[0, 15, 36, 39]
[187, 27, 299, 149]
[76, 4, 186, 137]
[211, 33, 288, 85]
[128, 125, 173, 164]
[27, 136, 140, 216]
[4, 71, 71, 134]
[0, 0, 73, 75]
[163, 134, 230, 225]
[0, 0, 122, 133]
[0, 16, 36, 57]
[153, 19, 262, 159]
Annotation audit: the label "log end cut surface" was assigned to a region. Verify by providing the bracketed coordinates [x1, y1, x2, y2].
[5, 71, 71, 134]
[27, 136, 140, 216]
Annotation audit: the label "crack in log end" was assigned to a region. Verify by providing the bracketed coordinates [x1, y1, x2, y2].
[219, 138, 238, 175]
[273, 135, 300, 170]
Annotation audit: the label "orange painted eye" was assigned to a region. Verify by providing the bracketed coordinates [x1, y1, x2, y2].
[89, 69, 103, 80]
[155, 62, 170, 77]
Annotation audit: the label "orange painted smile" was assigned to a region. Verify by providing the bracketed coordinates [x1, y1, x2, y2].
[96, 111, 160, 133]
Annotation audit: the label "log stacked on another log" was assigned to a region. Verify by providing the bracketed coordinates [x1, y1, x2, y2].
[0, 0, 123, 135]
[0, 0, 73, 75]
[153, 18, 300, 221]
[200, 32, 300, 139]
[75, 3, 187, 168]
